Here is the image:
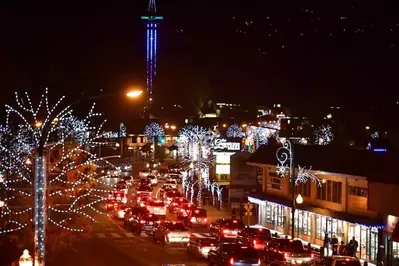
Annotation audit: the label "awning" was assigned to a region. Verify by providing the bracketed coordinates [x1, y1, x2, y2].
[249, 192, 383, 228]
[392, 221, 399, 242]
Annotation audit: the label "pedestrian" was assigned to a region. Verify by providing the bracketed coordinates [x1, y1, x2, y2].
[323, 233, 330, 256]
[273, 232, 279, 238]
[348, 237, 359, 258]
[231, 207, 237, 219]
[339, 241, 346, 255]
[307, 242, 312, 251]
[285, 235, 289, 239]
[331, 234, 339, 255]
[377, 245, 385, 266]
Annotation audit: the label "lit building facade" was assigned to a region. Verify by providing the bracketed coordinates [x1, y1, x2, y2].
[245, 146, 392, 264]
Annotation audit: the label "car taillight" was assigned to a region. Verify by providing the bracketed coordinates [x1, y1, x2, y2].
[284, 252, 288, 259]
[172, 203, 177, 206]
[253, 240, 257, 245]
[140, 220, 146, 224]
[156, 220, 161, 223]
[258, 259, 261, 265]
[311, 253, 314, 259]
[204, 218, 208, 222]
[229, 258, 234, 265]
[190, 217, 196, 222]
[223, 229, 231, 234]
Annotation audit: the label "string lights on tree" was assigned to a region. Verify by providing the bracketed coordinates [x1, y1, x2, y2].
[226, 124, 245, 138]
[144, 122, 165, 142]
[313, 125, 334, 145]
[119, 123, 127, 138]
[0, 88, 115, 265]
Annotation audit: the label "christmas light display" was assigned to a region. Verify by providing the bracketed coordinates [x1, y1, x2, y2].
[215, 183, 223, 208]
[211, 182, 217, 206]
[313, 125, 333, 145]
[144, 122, 165, 142]
[197, 184, 203, 208]
[0, 89, 114, 265]
[119, 123, 127, 138]
[296, 166, 321, 187]
[226, 124, 245, 138]
[276, 139, 293, 178]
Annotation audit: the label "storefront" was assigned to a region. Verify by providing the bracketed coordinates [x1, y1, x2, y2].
[249, 195, 383, 263]
[385, 215, 399, 266]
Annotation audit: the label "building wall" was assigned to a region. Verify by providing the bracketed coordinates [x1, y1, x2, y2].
[369, 182, 399, 217]
[253, 164, 378, 219]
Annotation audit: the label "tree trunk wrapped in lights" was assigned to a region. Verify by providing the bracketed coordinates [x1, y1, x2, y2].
[0, 89, 116, 265]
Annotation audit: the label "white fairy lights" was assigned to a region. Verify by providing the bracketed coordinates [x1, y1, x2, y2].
[144, 122, 165, 142]
[313, 125, 334, 145]
[226, 124, 245, 138]
[0, 89, 114, 265]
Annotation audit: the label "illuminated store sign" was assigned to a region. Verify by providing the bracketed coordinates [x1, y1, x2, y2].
[213, 139, 240, 151]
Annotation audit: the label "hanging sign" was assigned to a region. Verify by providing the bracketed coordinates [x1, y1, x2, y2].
[213, 139, 241, 151]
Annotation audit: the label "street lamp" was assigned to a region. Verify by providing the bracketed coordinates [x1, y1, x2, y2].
[296, 194, 303, 204]
[35, 122, 42, 128]
[19, 249, 33, 266]
[126, 90, 143, 98]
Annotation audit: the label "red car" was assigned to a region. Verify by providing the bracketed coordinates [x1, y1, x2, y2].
[176, 203, 197, 220]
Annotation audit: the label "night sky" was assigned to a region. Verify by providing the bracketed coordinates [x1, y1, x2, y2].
[0, 0, 398, 121]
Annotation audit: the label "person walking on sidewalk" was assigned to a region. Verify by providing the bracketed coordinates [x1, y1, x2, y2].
[331, 234, 339, 255]
[323, 233, 331, 257]
[348, 237, 359, 258]
[231, 207, 237, 219]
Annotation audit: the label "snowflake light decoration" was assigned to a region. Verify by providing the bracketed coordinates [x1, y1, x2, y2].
[276, 140, 292, 177]
[226, 124, 245, 138]
[144, 122, 165, 142]
[119, 123, 127, 138]
[314, 125, 334, 145]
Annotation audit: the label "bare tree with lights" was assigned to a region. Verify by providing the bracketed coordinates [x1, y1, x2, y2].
[0, 89, 116, 265]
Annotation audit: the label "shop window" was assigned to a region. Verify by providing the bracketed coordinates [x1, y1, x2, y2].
[266, 203, 272, 223]
[220, 174, 228, 181]
[269, 172, 281, 190]
[295, 181, 311, 197]
[277, 205, 284, 227]
[317, 180, 342, 203]
[348, 186, 368, 197]
[295, 211, 311, 235]
[393, 242, 399, 259]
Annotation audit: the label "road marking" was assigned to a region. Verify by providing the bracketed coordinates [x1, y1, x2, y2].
[97, 233, 107, 238]
[111, 233, 122, 238]
[124, 232, 134, 238]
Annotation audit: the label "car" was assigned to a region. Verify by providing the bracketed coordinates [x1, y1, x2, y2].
[146, 199, 166, 216]
[315, 256, 361, 266]
[208, 243, 261, 266]
[165, 179, 178, 189]
[112, 190, 128, 204]
[130, 213, 160, 235]
[168, 173, 182, 184]
[187, 233, 218, 258]
[157, 169, 169, 180]
[169, 197, 188, 213]
[176, 203, 197, 220]
[114, 206, 130, 219]
[263, 238, 314, 265]
[115, 181, 127, 190]
[147, 175, 158, 185]
[139, 169, 151, 178]
[136, 185, 152, 198]
[121, 176, 133, 186]
[237, 225, 272, 250]
[106, 200, 122, 211]
[137, 196, 151, 207]
[139, 178, 152, 187]
[163, 190, 182, 206]
[153, 221, 190, 245]
[124, 206, 150, 228]
[185, 208, 208, 227]
[209, 218, 245, 240]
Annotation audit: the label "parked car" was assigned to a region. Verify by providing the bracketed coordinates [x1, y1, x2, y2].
[263, 238, 313, 265]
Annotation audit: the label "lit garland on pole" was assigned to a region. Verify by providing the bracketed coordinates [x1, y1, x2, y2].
[119, 123, 127, 138]
[0, 89, 115, 265]
[313, 125, 334, 145]
[144, 122, 165, 161]
[226, 124, 245, 138]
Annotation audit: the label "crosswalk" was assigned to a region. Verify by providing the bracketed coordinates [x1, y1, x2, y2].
[95, 232, 136, 238]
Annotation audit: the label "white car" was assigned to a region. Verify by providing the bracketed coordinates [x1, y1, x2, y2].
[165, 179, 178, 189]
[139, 170, 151, 178]
[146, 200, 166, 216]
[148, 175, 158, 185]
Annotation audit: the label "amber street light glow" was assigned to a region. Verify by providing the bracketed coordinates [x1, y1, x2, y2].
[35, 121, 42, 128]
[126, 90, 143, 98]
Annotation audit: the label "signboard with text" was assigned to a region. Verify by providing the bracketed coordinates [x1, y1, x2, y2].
[213, 139, 241, 152]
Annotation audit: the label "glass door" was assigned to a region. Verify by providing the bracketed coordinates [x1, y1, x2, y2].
[369, 231, 378, 263]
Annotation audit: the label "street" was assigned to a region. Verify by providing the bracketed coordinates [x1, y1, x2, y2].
[54, 179, 209, 266]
